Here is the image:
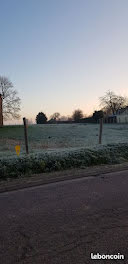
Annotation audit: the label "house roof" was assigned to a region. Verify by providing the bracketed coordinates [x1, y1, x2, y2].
[116, 106, 128, 115]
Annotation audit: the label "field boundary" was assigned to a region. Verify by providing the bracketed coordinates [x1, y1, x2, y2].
[1, 143, 128, 179]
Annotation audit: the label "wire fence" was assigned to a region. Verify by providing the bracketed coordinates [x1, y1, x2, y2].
[0, 118, 128, 157]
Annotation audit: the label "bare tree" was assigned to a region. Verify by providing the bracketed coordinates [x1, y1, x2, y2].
[50, 112, 60, 121]
[0, 76, 21, 120]
[59, 115, 68, 121]
[99, 90, 128, 115]
[72, 109, 84, 122]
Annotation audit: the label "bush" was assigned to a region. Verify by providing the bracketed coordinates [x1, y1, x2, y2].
[0, 143, 128, 180]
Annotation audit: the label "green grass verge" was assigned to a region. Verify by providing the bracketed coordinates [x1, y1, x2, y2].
[0, 143, 128, 180]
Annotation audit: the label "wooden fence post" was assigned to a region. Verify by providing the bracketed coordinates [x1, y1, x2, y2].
[0, 94, 3, 127]
[99, 118, 103, 144]
[23, 117, 29, 154]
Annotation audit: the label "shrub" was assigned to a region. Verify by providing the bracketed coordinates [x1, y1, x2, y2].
[0, 143, 128, 180]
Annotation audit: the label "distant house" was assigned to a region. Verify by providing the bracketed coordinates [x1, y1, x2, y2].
[104, 114, 117, 123]
[116, 106, 128, 123]
[103, 106, 128, 124]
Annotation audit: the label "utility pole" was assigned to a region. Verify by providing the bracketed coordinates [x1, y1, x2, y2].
[0, 94, 3, 127]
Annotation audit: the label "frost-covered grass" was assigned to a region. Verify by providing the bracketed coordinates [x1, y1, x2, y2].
[0, 123, 128, 157]
[0, 124, 128, 179]
[0, 143, 128, 179]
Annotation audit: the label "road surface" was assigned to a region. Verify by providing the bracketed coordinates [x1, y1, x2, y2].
[0, 170, 128, 263]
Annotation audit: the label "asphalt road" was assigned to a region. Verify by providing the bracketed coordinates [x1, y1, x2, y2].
[0, 170, 128, 264]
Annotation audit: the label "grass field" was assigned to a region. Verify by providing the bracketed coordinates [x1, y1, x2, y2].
[1, 123, 128, 178]
[0, 123, 128, 157]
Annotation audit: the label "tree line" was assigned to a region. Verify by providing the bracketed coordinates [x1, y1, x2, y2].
[36, 91, 128, 124]
[36, 109, 84, 124]
[0, 76, 128, 124]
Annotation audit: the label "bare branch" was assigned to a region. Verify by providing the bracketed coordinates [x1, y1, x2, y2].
[99, 90, 128, 115]
[0, 76, 21, 120]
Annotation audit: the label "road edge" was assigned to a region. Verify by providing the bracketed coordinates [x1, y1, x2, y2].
[0, 162, 128, 193]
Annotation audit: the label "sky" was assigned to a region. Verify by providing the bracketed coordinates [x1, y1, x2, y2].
[0, 0, 128, 124]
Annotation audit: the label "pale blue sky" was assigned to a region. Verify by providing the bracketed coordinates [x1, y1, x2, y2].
[0, 0, 128, 123]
